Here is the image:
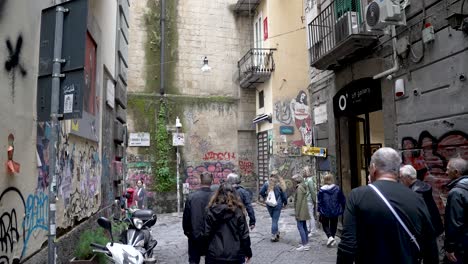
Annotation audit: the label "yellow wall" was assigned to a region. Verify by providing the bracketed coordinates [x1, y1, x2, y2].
[255, 0, 310, 154]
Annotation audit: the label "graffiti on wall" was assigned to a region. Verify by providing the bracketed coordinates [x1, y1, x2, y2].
[37, 122, 101, 226]
[203, 151, 236, 161]
[274, 91, 313, 146]
[290, 91, 312, 146]
[4, 35, 27, 102]
[188, 133, 212, 155]
[401, 130, 468, 214]
[184, 162, 235, 190]
[269, 156, 311, 197]
[127, 161, 153, 196]
[274, 101, 292, 125]
[1, 187, 48, 263]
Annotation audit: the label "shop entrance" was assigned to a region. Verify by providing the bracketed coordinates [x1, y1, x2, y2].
[333, 78, 384, 194]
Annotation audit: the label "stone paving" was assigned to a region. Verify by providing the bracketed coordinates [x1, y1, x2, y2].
[151, 203, 338, 263]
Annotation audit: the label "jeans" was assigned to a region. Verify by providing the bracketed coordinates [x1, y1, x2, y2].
[307, 200, 316, 232]
[296, 220, 309, 245]
[267, 205, 282, 235]
[321, 216, 338, 238]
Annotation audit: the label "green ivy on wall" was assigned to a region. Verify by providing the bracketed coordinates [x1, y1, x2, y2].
[153, 99, 176, 192]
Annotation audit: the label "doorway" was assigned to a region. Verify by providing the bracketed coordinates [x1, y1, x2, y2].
[333, 78, 383, 194]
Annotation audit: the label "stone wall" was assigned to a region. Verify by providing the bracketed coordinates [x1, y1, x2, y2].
[127, 0, 256, 212]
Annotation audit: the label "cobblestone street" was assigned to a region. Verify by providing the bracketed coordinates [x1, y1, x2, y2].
[151, 204, 338, 263]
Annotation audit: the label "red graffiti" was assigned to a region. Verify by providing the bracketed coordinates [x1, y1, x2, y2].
[401, 130, 468, 216]
[185, 162, 235, 190]
[239, 160, 254, 175]
[203, 151, 236, 161]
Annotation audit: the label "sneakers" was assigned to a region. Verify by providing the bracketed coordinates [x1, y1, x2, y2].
[326, 236, 335, 246]
[271, 234, 279, 242]
[331, 239, 337, 247]
[296, 245, 310, 251]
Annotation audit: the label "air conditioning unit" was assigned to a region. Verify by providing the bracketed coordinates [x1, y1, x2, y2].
[335, 11, 359, 44]
[365, 0, 406, 30]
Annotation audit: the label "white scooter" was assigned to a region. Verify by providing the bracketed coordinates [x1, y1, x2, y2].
[90, 217, 157, 264]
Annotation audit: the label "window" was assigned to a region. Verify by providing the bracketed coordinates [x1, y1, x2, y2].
[259, 90, 264, 108]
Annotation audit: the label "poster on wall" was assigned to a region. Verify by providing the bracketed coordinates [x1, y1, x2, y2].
[314, 104, 327, 125]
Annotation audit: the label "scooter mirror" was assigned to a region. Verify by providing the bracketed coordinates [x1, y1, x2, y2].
[97, 217, 114, 245]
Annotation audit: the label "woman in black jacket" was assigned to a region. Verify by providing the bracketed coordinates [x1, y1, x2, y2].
[205, 183, 253, 264]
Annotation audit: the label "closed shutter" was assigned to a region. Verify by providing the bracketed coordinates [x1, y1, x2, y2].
[257, 131, 269, 187]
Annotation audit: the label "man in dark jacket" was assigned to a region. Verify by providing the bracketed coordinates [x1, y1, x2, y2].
[183, 171, 213, 264]
[400, 164, 444, 236]
[337, 147, 438, 264]
[444, 157, 468, 264]
[226, 173, 256, 229]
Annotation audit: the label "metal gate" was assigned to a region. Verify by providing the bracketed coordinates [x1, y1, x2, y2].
[257, 131, 269, 187]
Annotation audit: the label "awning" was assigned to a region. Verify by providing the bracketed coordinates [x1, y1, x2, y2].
[253, 114, 272, 124]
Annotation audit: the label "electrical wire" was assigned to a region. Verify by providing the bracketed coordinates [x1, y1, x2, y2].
[408, 0, 425, 63]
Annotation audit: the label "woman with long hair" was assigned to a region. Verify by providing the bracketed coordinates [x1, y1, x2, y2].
[205, 183, 252, 264]
[259, 171, 288, 242]
[318, 173, 345, 247]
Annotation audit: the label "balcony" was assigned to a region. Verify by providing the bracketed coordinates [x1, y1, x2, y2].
[238, 48, 276, 89]
[232, 0, 260, 16]
[308, 0, 378, 70]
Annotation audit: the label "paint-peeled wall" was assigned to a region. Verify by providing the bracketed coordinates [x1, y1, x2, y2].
[1, 0, 117, 262]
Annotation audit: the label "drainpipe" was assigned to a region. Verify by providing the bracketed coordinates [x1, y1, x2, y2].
[373, 26, 399, 80]
[160, 0, 165, 95]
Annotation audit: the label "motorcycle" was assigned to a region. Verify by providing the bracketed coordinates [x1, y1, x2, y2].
[91, 209, 158, 264]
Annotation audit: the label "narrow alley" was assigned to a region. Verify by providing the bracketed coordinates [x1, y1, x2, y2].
[152, 204, 337, 264]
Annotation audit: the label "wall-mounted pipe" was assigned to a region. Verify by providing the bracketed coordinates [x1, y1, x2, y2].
[374, 26, 399, 80]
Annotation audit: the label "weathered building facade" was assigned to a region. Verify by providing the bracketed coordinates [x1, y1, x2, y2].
[0, 0, 128, 262]
[127, 0, 313, 208]
[306, 0, 468, 217]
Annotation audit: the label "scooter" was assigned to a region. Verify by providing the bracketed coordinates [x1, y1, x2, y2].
[91, 210, 158, 264]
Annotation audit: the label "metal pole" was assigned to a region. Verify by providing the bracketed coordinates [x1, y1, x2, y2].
[160, 0, 165, 95]
[48, 5, 68, 264]
[176, 126, 180, 216]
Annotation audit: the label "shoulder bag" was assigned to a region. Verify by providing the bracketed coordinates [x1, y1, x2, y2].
[368, 184, 421, 252]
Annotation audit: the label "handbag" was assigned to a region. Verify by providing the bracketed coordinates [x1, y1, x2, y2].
[266, 189, 278, 207]
[368, 184, 421, 252]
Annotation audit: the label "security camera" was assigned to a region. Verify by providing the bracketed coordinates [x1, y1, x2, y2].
[387, 75, 393, 80]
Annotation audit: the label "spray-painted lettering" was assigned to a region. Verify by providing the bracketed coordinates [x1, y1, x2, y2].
[203, 151, 236, 161]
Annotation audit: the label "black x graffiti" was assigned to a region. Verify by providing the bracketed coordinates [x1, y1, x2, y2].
[5, 35, 27, 76]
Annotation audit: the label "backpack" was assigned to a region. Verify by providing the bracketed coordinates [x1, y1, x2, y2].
[266, 189, 277, 207]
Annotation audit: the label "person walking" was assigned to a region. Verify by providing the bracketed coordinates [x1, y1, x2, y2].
[317, 173, 345, 247]
[183, 172, 214, 264]
[303, 166, 317, 236]
[292, 174, 311, 251]
[135, 179, 146, 209]
[259, 171, 288, 242]
[226, 173, 256, 230]
[400, 164, 444, 237]
[337, 147, 439, 264]
[204, 183, 253, 264]
[444, 157, 468, 264]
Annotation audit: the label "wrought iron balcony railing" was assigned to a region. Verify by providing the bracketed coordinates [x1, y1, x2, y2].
[238, 48, 276, 89]
[308, 0, 378, 70]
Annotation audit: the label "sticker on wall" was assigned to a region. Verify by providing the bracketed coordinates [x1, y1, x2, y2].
[6, 134, 20, 174]
[280, 126, 295, 135]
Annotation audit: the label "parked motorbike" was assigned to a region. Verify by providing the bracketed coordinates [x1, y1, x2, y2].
[90, 209, 158, 264]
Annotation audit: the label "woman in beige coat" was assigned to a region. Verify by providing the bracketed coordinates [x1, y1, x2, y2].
[292, 174, 311, 251]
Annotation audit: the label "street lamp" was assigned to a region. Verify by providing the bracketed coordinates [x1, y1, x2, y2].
[175, 117, 182, 216]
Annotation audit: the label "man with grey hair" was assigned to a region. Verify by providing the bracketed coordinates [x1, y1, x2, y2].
[226, 173, 256, 229]
[444, 157, 468, 263]
[400, 164, 443, 236]
[337, 147, 438, 264]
